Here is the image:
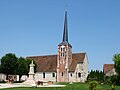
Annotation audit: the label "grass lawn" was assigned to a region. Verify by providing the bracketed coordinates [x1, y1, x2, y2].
[1, 82, 120, 90]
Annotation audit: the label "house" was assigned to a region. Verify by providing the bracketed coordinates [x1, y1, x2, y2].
[27, 11, 88, 82]
[103, 64, 116, 77]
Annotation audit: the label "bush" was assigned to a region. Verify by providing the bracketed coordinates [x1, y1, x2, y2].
[89, 81, 98, 90]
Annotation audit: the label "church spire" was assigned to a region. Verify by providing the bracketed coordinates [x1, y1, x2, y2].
[63, 11, 68, 42]
[58, 11, 71, 47]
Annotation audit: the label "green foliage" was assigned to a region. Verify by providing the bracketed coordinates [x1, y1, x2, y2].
[16, 57, 28, 81]
[0, 53, 37, 81]
[89, 81, 98, 90]
[17, 57, 28, 75]
[113, 54, 120, 75]
[0, 53, 18, 76]
[88, 70, 104, 82]
[113, 53, 120, 85]
[110, 75, 118, 84]
[105, 75, 120, 86]
[104, 76, 112, 84]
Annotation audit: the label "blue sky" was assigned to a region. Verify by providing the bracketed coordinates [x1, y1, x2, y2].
[0, 0, 120, 71]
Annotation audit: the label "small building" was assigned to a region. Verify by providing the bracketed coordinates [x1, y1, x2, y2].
[103, 64, 116, 77]
[27, 11, 88, 82]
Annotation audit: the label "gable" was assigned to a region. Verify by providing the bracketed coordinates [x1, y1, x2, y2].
[69, 53, 86, 72]
[103, 64, 115, 74]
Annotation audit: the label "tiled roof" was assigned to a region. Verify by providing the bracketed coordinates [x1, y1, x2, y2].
[69, 53, 85, 72]
[103, 64, 114, 74]
[27, 53, 85, 72]
[27, 55, 57, 72]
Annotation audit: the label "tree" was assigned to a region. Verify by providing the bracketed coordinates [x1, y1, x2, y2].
[113, 53, 120, 84]
[0, 53, 18, 79]
[88, 70, 104, 82]
[113, 54, 120, 75]
[16, 57, 28, 81]
[17, 58, 37, 81]
[0, 53, 37, 81]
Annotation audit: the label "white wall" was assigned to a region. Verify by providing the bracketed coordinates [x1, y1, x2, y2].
[0, 73, 6, 81]
[35, 72, 56, 82]
[69, 54, 88, 82]
[69, 63, 83, 82]
[106, 68, 116, 76]
[83, 54, 88, 82]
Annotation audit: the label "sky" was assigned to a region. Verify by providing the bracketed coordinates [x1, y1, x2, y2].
[0, 0, 120, 71]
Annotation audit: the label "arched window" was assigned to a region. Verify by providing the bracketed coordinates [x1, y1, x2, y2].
[62, 72, 63, 76]
[61, 48, 63, 52]
[52, 73, 55, 77]
[60, 46, 66, 57]
[61, 53, 62, 57]
[63, 53, 64, 57]
[43, 72, 45, 78]
[78, 72, 81, 78]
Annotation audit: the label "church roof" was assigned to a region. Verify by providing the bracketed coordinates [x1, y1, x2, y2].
[26, 53, 86, 72]
[58, 41, 72, 47]
[69, 53, 86, 72]
[27, 55, 57, 72]
[103, 64, 114, 74]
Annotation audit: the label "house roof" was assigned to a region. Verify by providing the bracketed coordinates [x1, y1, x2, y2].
[103, 64, 115, 74]
[26, 53, 86, 72]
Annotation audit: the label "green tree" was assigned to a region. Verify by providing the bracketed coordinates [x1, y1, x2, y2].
[88, 70, 104, 82]
[0, 53, 18, 79]
[0, 53, 37, 81]
[113, 54, 120, 75]
[113, 53, 120, 84]
[17, 57, 28, 81]
[17, 58, 37, 81]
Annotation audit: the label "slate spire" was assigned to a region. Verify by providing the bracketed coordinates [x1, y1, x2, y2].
[63, 11, 68, 42]
[58, 11, 71, 47]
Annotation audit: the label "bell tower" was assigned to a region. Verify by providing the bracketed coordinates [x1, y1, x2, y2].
[57, 11, 72, 82]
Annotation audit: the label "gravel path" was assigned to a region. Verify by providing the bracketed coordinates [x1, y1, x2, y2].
[0, 83, 66, 89]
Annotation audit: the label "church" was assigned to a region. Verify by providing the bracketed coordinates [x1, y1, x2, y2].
[27, 11, 88, 82]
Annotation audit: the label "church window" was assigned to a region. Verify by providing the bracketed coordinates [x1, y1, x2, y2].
[63, 47, 65, 51]
[62, 72, 63, 76]
[43, 72, 45, 78]
[60, 52, 65, 57]
[61, 53, 62, 57]
[61, 48, 62, 52]
[63, 53, 64, 57]
[52, 73, 55, 77]
[78, 73, 81, 78]
[70, 73, 72, 77]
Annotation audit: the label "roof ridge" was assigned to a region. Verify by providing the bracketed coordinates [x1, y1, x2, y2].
[72, 52, 86, 54]
[26, 54, 57, 58]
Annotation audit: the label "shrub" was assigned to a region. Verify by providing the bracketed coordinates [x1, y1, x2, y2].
[89, 81, 98, 90]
